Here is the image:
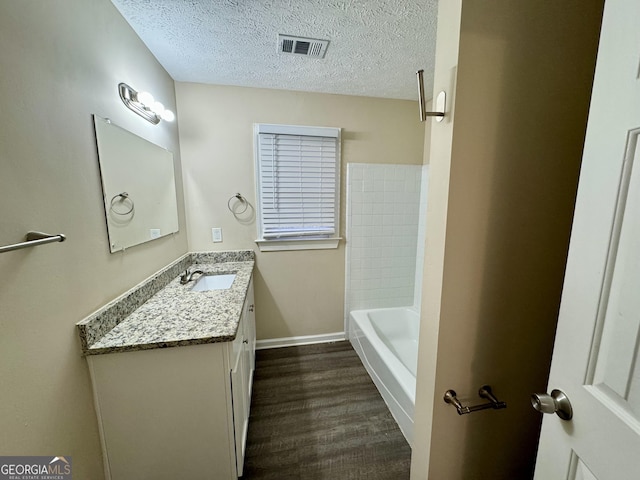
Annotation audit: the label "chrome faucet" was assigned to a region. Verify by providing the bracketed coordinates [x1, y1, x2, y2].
[180, 269, 204, 285]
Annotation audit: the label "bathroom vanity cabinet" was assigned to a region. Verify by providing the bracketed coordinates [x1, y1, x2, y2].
[86, 279, 256, 480]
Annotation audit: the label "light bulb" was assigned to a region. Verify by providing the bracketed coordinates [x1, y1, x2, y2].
[161, 109, 175, 122]
[136, 91, 154, 106]
[151, 101, 165, 115]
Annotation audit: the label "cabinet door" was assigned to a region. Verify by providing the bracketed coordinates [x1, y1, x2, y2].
[230, 322, 246, 477]
[244, 278, 256, 387]
[231, 278, 255, 478]
[88, 344, 236, 480]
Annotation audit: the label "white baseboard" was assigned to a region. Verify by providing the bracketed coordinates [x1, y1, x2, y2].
[256, 332, 346, 350]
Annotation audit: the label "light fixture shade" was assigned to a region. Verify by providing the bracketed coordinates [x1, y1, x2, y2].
[151, 101, 165, 115]
[118, 83, 175, 125]
[161, 110, 175, 122]
[136, 91, 154, 106]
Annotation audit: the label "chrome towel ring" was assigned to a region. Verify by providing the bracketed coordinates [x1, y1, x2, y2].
[110, 192, 134, 215]
[227, 193, 248, 215]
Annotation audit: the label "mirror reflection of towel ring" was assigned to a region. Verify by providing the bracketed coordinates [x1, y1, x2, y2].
[227, 193, 248, 215]
[110, 192, 135, 215]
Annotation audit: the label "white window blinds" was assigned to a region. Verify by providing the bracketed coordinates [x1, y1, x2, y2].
[255, 124, 340, 241]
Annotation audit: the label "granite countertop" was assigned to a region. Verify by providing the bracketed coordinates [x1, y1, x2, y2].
[77, 251, 255, 356]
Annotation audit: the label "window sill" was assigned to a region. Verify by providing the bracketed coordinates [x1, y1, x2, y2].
[255, 237, 342, 252]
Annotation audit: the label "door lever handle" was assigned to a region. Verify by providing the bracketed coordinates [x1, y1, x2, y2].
[531, 389, 573, 420]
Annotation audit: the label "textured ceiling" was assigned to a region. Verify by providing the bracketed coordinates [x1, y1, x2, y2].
[110, 0, 438, 100]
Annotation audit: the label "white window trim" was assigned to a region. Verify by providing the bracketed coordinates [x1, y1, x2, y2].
[255, 237, 341, 251]
[254, 123, 341, 252]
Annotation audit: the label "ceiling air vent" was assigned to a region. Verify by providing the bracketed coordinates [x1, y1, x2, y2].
[278, 35, 329, 58]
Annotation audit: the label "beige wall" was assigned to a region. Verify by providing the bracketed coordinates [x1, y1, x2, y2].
[412, 0, 604, 478]
[0, 1, 188, 478]
[176, 84, 424, 339]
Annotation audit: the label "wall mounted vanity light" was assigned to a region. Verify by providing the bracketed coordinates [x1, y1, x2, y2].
[118, 83, 175, 125]
[416, 70, 446, 123]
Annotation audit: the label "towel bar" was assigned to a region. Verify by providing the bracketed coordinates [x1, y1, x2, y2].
[0, 231, 66, 254]
[444, 385, 507, 415]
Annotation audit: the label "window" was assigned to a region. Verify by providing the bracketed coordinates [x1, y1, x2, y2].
[254, 123, 341, 251]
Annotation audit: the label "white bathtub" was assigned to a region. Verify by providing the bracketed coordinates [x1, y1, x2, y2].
[349, 307, 419, 446]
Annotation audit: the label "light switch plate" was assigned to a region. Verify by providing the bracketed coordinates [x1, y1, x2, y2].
[212, 227, 223, 243]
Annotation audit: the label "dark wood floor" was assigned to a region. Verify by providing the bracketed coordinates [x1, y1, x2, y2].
[242, 341, 411, 480]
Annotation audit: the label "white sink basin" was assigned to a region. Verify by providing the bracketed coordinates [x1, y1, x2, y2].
[191, 274, 236, 292]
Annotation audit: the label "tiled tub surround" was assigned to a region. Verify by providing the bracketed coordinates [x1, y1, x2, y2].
[345, 163, 424, 314]
[76, 250, 255, 355]
[413, 165, 429, 310]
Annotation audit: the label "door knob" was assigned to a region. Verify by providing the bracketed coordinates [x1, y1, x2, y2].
[531, 389, 573, 420]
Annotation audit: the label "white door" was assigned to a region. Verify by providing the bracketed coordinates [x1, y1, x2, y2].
[533, 0, 640, 478]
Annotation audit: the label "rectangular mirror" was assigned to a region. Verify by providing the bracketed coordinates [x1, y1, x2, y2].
[93, 116, 179, 252]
